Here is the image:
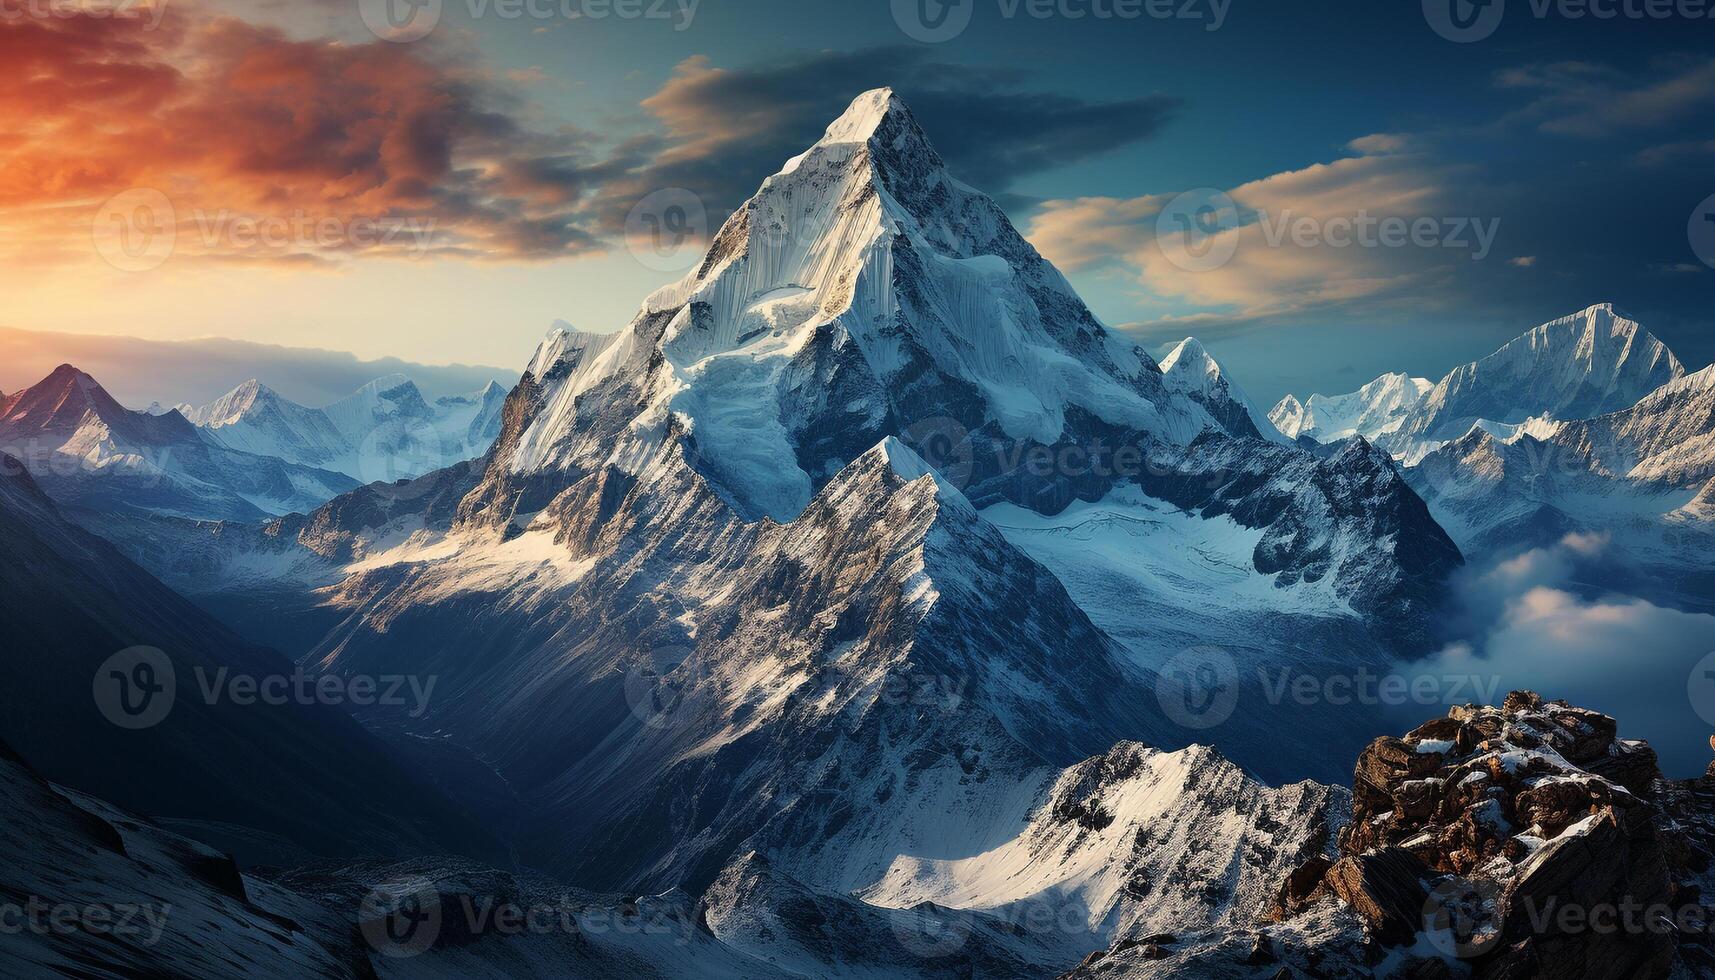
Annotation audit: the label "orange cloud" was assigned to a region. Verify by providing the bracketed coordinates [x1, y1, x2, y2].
[0, 3, 605, 268]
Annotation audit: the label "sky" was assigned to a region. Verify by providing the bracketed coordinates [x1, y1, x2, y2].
[4, 0, 1714, 408]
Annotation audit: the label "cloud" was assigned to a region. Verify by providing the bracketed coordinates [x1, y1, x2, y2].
[1398, 534, 1715, 777]
[601, 47, 1179, 233]
[1347, 133, 1410, 155]
[1509, 256, 1537, 267]
[1, 10, 1177, 271]
[1027, 144, 1481, 326]
[0, 326, 518, 407]
[1499, 57, 1715, 138]
[0, 3, 616, 266]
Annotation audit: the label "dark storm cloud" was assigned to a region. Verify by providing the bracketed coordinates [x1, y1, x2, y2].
[599, 46, 1180, 231]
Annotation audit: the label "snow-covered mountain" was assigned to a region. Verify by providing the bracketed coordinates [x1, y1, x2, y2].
[1160, 337, 1289, 444]
[1269, 372, 1433, 444]
[190, 374, 509, 485]
[1387, 303, 1683, 460]
[0, 365, 358, 522]
[1409, 363, 1715, 608]
[1275, 305, 1685, 464]
[28, 91, 1470, 976]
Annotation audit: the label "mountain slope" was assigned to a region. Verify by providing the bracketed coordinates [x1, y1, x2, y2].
[191, 374, 510, 485]
[1269, 372, 1433, 443]
[1408, 364, 1715, 607]
[1383, 303, 1684, 460]
[0, 452, 499, 865]
[449, 89, 1454, 632]
[0, 365, 358, 521]
[1159, 337, 1286, 444]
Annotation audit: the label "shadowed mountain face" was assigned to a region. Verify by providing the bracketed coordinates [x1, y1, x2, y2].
[0, 453, 500, 866]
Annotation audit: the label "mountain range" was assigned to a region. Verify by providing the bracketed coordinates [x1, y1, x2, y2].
[1270, 303, 1715, 609]
[4, 90, 1714, 979]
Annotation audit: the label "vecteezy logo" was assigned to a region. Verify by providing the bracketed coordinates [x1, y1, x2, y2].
[92, 188, 176, 273]
[1154, 188, 1239, 274]
[1422, 876, 1503, 959]
[1155, 646, 1238, 730]
[358, 0, 443, 42]
[1423, 0, 1504, 42]
[901, 416, 975, 490]
[92, 647, 177, 730]
[359, 878, 443, 958]
[891, 0, 973, 43]
[890, 905, 974, 960]
[354, 415, 446, 492]
[623, 644, 700, 730]
[1687, 651, 1715, 727]
[1688, 194, 1715, 271]
[624, 188, 708, 273]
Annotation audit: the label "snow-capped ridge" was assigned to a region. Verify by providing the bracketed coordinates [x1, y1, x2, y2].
[1159, 336, 1285, 442]
[1270, 372, 1433, 443]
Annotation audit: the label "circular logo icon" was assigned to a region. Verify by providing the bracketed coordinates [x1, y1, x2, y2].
[891, 0, 973, 43]
[93, 647, 177, 730]
[357, 0, 443, 42]
[890, 907, 973, 960]
[1687, 650, 1715, 727]
[1688, 194, 1715, 271]
[1423, 0, 1504, 42]
[625, 188, 708, 273]
[1154, 188, 1239, 274]
[900, 417, 975, 490]
[359, 877, 443, 958]
[1155, 646, 1238, 730]
[1422, 876, 1503, 959]
[93, 188, 177, 273]
[355, 415, 449, 490]
[623, 644, 702, 731]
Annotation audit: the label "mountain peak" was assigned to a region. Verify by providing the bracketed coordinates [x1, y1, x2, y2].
[817, 87, 906, 146]
[1159, 337, 1214, 376]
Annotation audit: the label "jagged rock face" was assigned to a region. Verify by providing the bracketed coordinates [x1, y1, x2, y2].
[1271, 692, 1715, 980]
[318, 439, 1159, 896]
[1132, 433, 1462, 645]
[440, 89, 1450, 632]
[854, 740, 1347, 959]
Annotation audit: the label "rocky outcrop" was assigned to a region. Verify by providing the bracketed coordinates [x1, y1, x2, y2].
[1272, 691, 1715, 980]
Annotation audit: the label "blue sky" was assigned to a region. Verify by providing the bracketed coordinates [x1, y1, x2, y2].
[4, 0, 1711, 407]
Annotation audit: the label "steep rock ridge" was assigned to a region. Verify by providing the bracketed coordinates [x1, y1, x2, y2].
[1269, 372, 1434, 443]
[0, 365, 358, 522]
[1159, 337, 1284, 444]
[1382, 303, 1684, 460]
[1268, 692, 1715, 980]
[437, 89, 1456, 639]
[0, 454, 499, 865]
[1069, 694, 1715, 979]
[315, 437, 1162, 895]
[463, 88, 1248, 531]
[856, 741, 1346, 956]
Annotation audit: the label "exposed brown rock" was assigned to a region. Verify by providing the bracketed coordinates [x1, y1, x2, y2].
[1322, 848, 1426, 946]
